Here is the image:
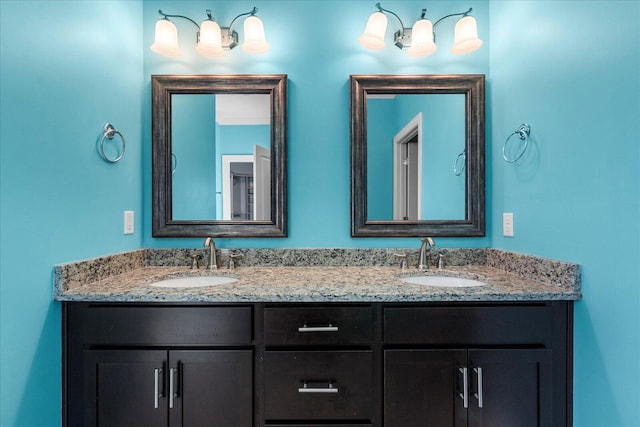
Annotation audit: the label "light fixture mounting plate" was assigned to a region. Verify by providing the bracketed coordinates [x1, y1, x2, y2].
[393, 29, 412, 50]
[221, 28, 239, 50]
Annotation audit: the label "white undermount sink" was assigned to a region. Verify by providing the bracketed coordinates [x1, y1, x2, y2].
[149, 276, 238, 288]
[400, 276, 487, 288]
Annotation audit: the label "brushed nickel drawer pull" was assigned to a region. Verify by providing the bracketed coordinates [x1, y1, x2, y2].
[298, 323, 339, 333]
[298, 381, 339, 393]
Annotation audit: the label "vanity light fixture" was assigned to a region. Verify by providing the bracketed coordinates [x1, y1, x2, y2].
[359, 3, 482, 57]
[150, 7, 269, 58]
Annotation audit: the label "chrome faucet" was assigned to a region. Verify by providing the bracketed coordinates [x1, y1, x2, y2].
[418, 237, 435, 270]
[204, 237, 218, 270]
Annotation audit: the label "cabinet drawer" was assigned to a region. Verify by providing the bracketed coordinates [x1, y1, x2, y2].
[82, 305, 252, 345]
[384, 304, 553, 346]
[264, 351, 373, 421]
[264, 306, 372, 346]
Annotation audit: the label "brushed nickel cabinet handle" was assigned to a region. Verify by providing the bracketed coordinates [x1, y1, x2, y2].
[169, 368, 176, 409]
[154, 368, 162, 409]
[473, 367, 484, 408]
[457, 367, 468, 408]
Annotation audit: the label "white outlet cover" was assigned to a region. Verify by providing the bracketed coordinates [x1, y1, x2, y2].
[503, 212, 514, 237]
[124, 211, 134, 234]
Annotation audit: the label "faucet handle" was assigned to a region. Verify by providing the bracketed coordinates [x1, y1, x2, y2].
[228, 253, 244, 270]
[393, 253, 409, 270]
[189, 254, 199, 270]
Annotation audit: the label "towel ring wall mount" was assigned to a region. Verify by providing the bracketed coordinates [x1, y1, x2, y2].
[98, 123, 125, 163]
[502, 123, 531, 163]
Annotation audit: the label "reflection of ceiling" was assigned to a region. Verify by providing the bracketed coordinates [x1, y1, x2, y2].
[367, 94, 396, 99]
[230, 161, 253, 175]
[216, 94, 270, 125]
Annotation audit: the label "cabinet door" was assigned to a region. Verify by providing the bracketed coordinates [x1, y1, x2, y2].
[467, 349, 553, 427]
[384, 349, 468, 427]
[84, 350, 168, 427]
[169, 350, 253, 427]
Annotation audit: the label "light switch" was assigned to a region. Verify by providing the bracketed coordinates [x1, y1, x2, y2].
[503, 212, 514, 237]
[124, 211, 134, 234]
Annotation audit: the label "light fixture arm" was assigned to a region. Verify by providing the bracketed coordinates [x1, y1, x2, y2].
[228, 7, 259, 34]
[433, 7, 472, 29]
[157, 9, 200, 30]
[375, 2, 407, 37]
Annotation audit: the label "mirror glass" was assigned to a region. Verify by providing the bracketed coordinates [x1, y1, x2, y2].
[367, 94, 466, 221]
[152, 75, 287, 238]
[171, 94, 271, 221]
[351, 74, 485, 237]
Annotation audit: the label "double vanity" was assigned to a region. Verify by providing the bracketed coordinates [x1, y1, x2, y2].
[57, 247, 580, 427]
[57, 72, 580, 426]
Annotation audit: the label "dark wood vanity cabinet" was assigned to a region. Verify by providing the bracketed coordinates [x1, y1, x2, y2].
[63, 301, 571, 427]
[385, 348, 553, 427]
[383, 303, 571, 427]
[63, 304, 254, 427]
[82, 349, 252, 427]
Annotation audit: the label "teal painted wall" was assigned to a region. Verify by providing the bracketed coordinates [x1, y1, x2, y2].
[489, 1, 640, 426]
[0, 1, 143, 425]
[0, 1, 638, 426]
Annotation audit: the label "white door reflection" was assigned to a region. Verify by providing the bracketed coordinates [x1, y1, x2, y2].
[393, 113, 422, 220]
[221, 145, 270, 220]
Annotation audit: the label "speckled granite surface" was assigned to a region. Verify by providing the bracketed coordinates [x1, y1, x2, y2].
[487, 249, 581, 290]
[54, 248, 581, 302]
[143, 247, 488, 268]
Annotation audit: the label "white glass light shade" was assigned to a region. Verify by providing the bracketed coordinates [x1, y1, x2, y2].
[241, 16, 270, 54]
[451, 16, 483, 54]
[406, 19, 437, 57]
[196, 20, 225, 57]
[150, 19, 181, 57]
[358, 11, 387, 50]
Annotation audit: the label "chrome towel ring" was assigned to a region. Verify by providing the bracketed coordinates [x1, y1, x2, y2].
[502, 123, 531, 163]
[454, 149, 465, 176]
[98, 123, 125, 163]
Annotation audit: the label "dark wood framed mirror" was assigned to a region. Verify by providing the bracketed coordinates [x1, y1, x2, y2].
[350, 74, 485, 237]
[152, 74, 287, 237]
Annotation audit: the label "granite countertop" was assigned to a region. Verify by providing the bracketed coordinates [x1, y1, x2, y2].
[54, 248, 582, 303]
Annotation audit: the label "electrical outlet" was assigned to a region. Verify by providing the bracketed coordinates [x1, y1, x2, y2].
[503, 212, 514, 237]
[124, 211, 134, 234]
